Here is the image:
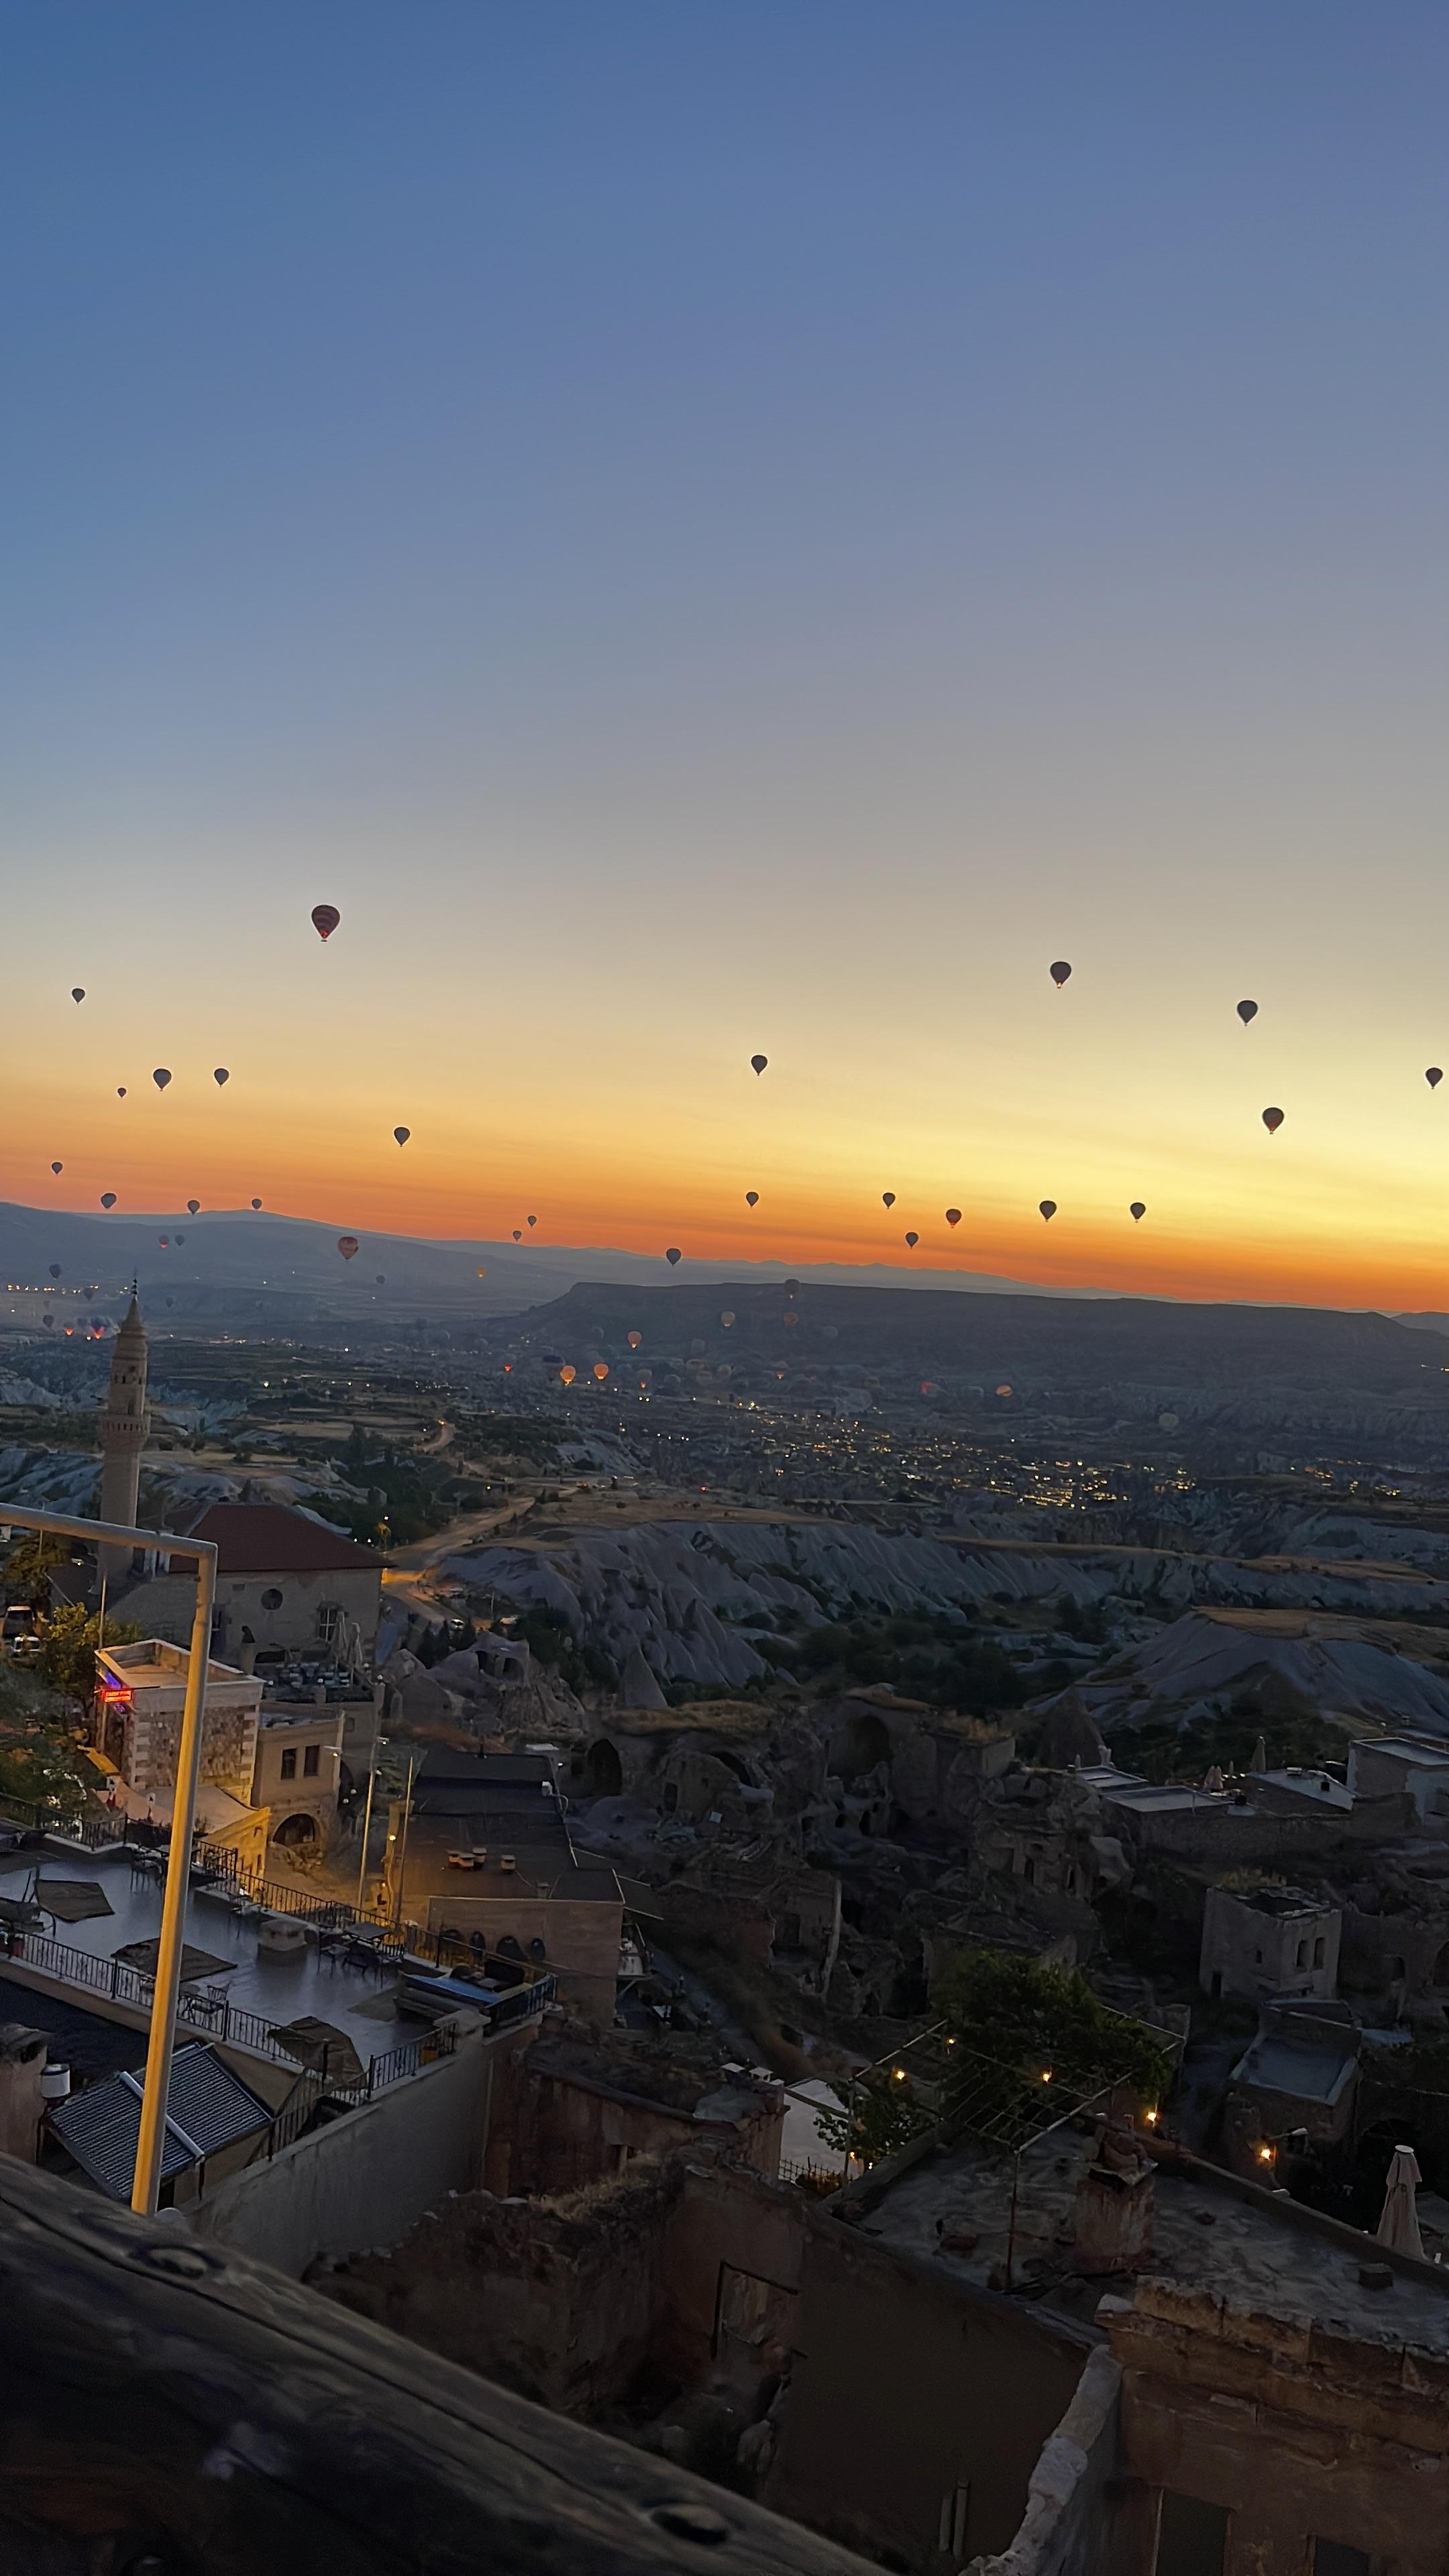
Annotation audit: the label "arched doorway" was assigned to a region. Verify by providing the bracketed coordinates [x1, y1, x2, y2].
[581, 1739, 623, 1799]
[273, 1813, 319, 1852]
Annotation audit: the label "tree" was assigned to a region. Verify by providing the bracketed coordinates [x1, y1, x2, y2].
[814, 2066, 934, 2169]
[3, 1532, 73, 1609]
[39, 1605, 141, 1705]
[934, 1949, 1171, 2106]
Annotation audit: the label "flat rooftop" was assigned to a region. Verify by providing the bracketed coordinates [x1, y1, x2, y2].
[851, 2131, 1449, 2351]
[1233, 2030, 1356, 2106]
[1363, 1737, 1449, 1768]
[0, 1845, 423, 2072]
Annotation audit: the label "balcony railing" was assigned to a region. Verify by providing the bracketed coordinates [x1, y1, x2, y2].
[0, 2153, 873, 2576]
[6, 1923, 554, 2085]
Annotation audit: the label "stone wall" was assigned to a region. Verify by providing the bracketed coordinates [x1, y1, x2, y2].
[484, 2046, 782, 2198]
[1104, 2274, 1449, 2574]
[318, 2155, 688, 2414]
[765, 2219, 1091, 2571]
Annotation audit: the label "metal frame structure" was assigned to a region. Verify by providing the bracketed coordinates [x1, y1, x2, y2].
[0, 1502, 217, 2216]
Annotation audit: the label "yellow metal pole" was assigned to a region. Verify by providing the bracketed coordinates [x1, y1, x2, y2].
[0, 1505, 218, 2216]
[130, 1543, 216, 2214]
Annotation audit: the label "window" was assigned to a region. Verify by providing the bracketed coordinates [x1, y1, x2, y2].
[316, 1602, 342, 1645]
[1156, 2493, 1228, 2575]
[260, 1589, 283, 1613]
[303, 1743, 320, 1778]
[1312, 2544, 1370, 2576]
[1296, 1940, 1309, 1968]
[280, 1748, 297, 1781]
[1313, 1935, 1326, 1968]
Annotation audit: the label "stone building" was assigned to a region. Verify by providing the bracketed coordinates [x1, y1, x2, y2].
[95, 1637, 262, 1803]
[250, 1702, 346, 1854]
[1199, 1882, 1340, 2004]
[114, 1503, 383, 1677]
[93, 1638, 268, 1872]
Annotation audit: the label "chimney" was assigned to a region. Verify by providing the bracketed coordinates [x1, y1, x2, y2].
[1073, 2095, 1157, 2275]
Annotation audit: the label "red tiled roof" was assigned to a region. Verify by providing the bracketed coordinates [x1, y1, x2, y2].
[181, 1503, 380, 1575]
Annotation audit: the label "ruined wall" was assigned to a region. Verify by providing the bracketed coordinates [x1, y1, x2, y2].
[484, 2054, 782, 2198]
[1340, 1902, 1449, 1998]
[1105, 2276, 1449, 2575]
[317, 2157, 687, 2414]
[765, 2222, 1091, 2572]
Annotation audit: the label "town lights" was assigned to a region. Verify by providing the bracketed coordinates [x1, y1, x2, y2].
[1258, 2143, 1275, 2165]
[1040, 2070, 1053, 2084]
[1144, 2108, 1159, 2126]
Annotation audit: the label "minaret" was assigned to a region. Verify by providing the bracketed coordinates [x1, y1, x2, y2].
[99, 1290, 150, 1576]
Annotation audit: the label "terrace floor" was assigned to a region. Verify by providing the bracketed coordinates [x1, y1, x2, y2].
[0, 1843, 423, 2073]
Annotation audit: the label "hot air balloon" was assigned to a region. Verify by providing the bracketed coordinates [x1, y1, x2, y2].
[83, 1287, 95, 1301]
[393, 1127, 410, 1148]
[152, 1069, 171, 1092]
[593, 1362, 609, 1382]
[1040, 1200, 1057, 1222]
[512, 1230, 522, 1242]
[628, 1330, 643, 1350]
[1130, 1202, 1146, 1222]
[252, 1198, 262, 1210]
[783, 1311, 798, 1328]
[1049, 961, 1072, 988]
[337, 1235, 359, 1260]
[920, 1381, 939, 1397]
[945, 1208, 961, 1226]
[312, 904, 340, 943]
[159, 1236, 168, 1249]
[186, 1199, 200, 1216]
[116, 1087, 126, 1098]
[50, 1162, 62, 1176]
[376, 1274, 386, 1284]
[784, 1279, 800, 1296]
[527, 1215, 537, 1228]
[42, 1316, 53, 1330]
[751, 1055, 768, 1076]
[639, 1373, 651, 1391]
[476, 1266, 486, 1278]
[745, 1191, 759, 1208]
[559, 1364, 576, 1385]
[665, 1247, 682, 1265]
[904, 1231, 919, 1248]
[1262, 1108, 1284, 1135]
[1237, 1000, 1258, 1026]
[881, 1191, 896, 1208]
[100, 1193, 117, 1210]
[1428, 1069, 1444, 1090]
[48, 1265, 60, 1280]
[690, 1337, 706, 1355]
[720, 1310, 735, 1328]
[164, 1297, 174, 1310]
[174, 1232, 185, 1244]
[71, 988, 85, 1005]
[213, 1068, 229, 1087]
[995, 1383, 1012, 1398]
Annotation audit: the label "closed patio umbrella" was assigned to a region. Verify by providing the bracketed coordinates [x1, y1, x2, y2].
[1377, 2144, 1424, 2259]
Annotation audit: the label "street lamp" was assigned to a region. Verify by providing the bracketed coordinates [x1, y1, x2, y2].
[0, 1502, 217, 2218]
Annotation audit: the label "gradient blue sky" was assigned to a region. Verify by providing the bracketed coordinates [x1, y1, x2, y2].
[3, 5, 1448, 1304]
